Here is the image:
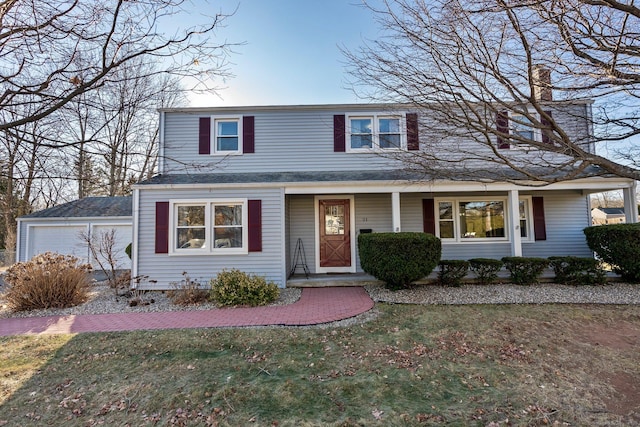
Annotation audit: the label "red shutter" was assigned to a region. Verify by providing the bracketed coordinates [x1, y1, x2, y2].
[155, 201, 170, 253]
[243, 116, 255, 153]
[496, 111, 510, 149]
[248, 199, 262, 252]
[333, 114, 346, 152]
[422, 199, 436, 235]
[406, 113, 419, 150]
[199, 117, 211, 155]
[541, 111, 553, 145]
[532, 196, 547, 241]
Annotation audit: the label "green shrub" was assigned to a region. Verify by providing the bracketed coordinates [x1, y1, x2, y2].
[125, 243, 132, 259]
[469, 258, 503, 285]
[2, 252, 92, 311]
[358, 232, 441, 290]
[501, 257, 548, 286]
[548, 256, 606, 286]
[210, 269, 279, 307]
[584, 224, 640, 282]
[168, 272, 210, 305]
[438, 260, 469, 287]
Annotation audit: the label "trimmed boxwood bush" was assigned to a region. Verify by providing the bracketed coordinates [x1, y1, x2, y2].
[548, 256, 606, 286]
[438, 260, 469, 287]
[358, 232, 441, 290]
[469, 258, 503, 285]
[501, 257, 548, 286]
[584, 223, 640, 282]
[210, 269, 279, 307]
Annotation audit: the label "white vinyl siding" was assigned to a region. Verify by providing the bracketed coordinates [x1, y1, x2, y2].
[161, 104, 593, 175]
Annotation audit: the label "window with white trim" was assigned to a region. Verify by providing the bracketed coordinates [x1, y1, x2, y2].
[347, 114, 404, 151]
[171, 199, 248, 254]
[213, 117, 242, 155]
[435, 197, 533, 242]
[510, 112, 541, 145]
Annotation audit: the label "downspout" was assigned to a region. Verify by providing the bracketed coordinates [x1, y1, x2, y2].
[131, 188, 140, 288]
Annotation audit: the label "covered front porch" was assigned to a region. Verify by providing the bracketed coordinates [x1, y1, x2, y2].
[283, 175, 637, 287]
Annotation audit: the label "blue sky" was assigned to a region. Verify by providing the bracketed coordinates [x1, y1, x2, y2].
[187, 0, 379, 107]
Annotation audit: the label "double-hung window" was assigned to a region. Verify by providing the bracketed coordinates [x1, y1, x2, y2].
[171, 199, 248, 254]
[435, 197, 533, 242]
[347, 114, 404, 151]
[213, 117, 242, 155]
[510, 112, 541, 146]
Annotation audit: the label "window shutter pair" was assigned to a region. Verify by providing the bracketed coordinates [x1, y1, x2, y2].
[333, 113, 420, 152]
[496, 111, 553, 149]
[199, 116, 255, 154]
[155, 200, 262, 253]
[422, 197, 546, 241]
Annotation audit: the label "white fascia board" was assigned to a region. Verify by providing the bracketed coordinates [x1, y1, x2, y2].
[18, 216, 132, 223]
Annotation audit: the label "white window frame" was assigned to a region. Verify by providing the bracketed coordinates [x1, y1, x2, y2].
[169, 199, 248, 255]
[211, 116, 243, 156]
[346, 113, 406, 153]
[434, 196, 534, 243]
[509, 111, 542, 149]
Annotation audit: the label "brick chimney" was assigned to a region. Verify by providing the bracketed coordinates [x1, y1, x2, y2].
[533, 65, 552, 101]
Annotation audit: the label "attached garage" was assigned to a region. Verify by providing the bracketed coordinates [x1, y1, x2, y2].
[16, 196, 132, 269]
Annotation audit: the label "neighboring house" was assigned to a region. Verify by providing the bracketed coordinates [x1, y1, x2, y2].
[16, 196, 132, 269]
[130, 102, 638, 289]
[591, 207, 626, 225]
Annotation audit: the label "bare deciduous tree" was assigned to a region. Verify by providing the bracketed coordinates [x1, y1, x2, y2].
[0, 0, 233, 134]
[345, 0, 640, 182]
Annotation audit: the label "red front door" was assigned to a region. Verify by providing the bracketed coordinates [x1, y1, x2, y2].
[319, 199, 351, 268]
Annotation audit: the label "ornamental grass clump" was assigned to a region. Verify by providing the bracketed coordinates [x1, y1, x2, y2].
[210, 269, 279, 307]
[2, 252, 92, 311]
[358, 232, 441, 290]
[469, 258, 503, 285]
[501, 257, 548, 286]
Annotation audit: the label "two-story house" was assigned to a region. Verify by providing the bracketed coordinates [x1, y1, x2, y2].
[130, 103, 637, 289]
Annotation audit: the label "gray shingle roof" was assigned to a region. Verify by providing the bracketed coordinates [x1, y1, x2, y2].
[20, 196, 132, 219]
[597, 207, 625, 215]
[137, 166, 610, 186]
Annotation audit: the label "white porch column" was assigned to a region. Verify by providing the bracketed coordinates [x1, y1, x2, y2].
[508, 189, 522, 257]
[623, 181, 639, 223]
[392, 192, 401, 232]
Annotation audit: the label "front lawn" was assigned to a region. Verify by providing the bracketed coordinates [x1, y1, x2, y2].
[1, 303, 639, 426]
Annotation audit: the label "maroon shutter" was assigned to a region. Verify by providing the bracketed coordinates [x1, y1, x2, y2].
[199, 117, 211, 155]
[243, 116, 255, 153]
[496, 111, 510, 149]
[406, 113, 419, 151]
[541, 110, 552, 145]
[248, 199, 262, 252]
[333, 114, 346, 152]
[532, 196, 547, 241]
[422, 199, 436, 235]
[155, 201, 170, 253]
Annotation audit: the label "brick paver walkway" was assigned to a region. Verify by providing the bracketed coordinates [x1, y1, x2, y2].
[0, 287, 374, 336]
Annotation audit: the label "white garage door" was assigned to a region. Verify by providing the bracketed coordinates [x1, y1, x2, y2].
[28, 225, 88, 262]
[91, 225, 132, 269]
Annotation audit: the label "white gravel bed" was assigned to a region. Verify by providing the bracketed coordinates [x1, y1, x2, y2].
[0, 283, 302, 319]
[365, 282, 640, 305]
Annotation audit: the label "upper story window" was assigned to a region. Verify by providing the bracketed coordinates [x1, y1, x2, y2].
[347, 114, 404, 152]
[510, 113, 541, 144]
[213, 117, 242, 155]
